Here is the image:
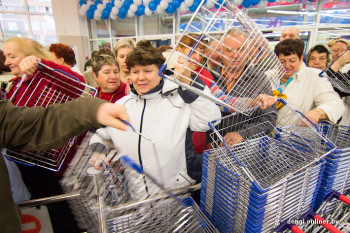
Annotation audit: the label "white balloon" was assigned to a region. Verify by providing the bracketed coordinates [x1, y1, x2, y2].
[97, 4, 104, 11]
[184, 0, 194, 7]
[114, 0, 123, 8]
[111, 6, 118, 14]
[134, 0, 142, 5]
[167, 0, 172, 2]
[79, 4, 89, 16]
[143, 0, 151, 6]
[79, 7, 86, 16]
[87, 0, 94, 7]
[156, 5, 164, 14]
[127, 10, 135, 17]
[233, 0, 243, 5]
[257, 0, 267, 9]
[110, 13, 118, 20]
[205, 0, 214, 9]
[130, 3, 138, 12]
[94, 11, 102, 20]
[159, 0, 168, 9]
[180, 2, 188, 12]
[103, 0, 109, 6]
[145, 7, 153, 16]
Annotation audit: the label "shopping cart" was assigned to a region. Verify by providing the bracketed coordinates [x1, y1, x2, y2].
[158, 0, 285, 115]
[61, 130, 218, 233]
[200, 100, 335, 232]
[3, 62, 97, 171]
[319, 47, 350, 94]
[312, 122, 350, 212]
[276, 190, 350, 233]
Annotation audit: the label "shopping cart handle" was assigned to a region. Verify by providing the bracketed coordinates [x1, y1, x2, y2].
[324, 190, 350, 206]
[301, 209, 342, 233]
[38, 62, 82, 83]
[120, 155, 143, 174]
[275, 219, 304, 233]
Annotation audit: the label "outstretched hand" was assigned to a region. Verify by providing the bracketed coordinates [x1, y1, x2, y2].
[246, 94, 277, 109]
[174, 54, 192, 85]
[96, 103, 129, 131]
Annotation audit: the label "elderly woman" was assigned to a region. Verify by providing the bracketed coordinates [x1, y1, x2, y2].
[273, 39, 344, 126]
[49, 43, 82, 75]
[92, 54, 127, 103]
[4, 37, 85, 106]
[113, 38, 136, 84]
[306, 44, 332, 71]
[3, 37, 88, 232]
[90, 40, 221, 197]
[307, 44, 350, 126]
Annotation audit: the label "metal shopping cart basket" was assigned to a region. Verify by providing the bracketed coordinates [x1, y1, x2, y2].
[61, 131, 218, 233]
[200, 100, 336, 232]
[158, 0, 285, 115]
[319, 47, 350, 94]
[3, 62, 97, 171]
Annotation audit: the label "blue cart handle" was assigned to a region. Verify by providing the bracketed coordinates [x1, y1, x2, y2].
[120, 155, 143, 173]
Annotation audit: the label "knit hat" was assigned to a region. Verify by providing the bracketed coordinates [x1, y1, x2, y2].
[306, 44, 332, 68]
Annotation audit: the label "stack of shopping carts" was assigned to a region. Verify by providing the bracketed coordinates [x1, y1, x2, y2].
[313, 122, 350, 212]
[61, 132, 218, 232]
[200, 102, 336, 232]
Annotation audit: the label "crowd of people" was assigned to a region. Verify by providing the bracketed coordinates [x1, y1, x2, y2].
[0, 26, 349, 232]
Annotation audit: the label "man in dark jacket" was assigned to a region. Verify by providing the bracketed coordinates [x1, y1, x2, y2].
[0, 98, 128, 233]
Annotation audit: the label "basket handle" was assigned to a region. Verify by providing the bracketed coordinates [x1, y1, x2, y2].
[277, 98, 319, 131]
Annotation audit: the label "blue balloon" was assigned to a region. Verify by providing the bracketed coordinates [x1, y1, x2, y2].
[267, 0, 276, 2]
[250, 0, 260, 5]
[102, 8, 111, 19]
[148, 1, 157, 11]
[165, 3, 175, 13]
[89, 4, 97, 11]
[106, 2, 113, 10]
[86, 9, 94, 19]
[214, 0, 223, 8]
[124, 0, 132, 8]
[242, 0, 251, 7]
[154, 0, 161, 4]
[172, 0, 181, 8]
[79, 0, 86, 6]
[95, 0, 102, 5]
[136, 5, 145, 16]
[118, 12, 126, 19]
[189, 2, 199, 12]
[119, 6, 128, 15]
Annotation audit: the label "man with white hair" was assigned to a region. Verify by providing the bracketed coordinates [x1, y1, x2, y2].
[280, 26, 300, 42]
